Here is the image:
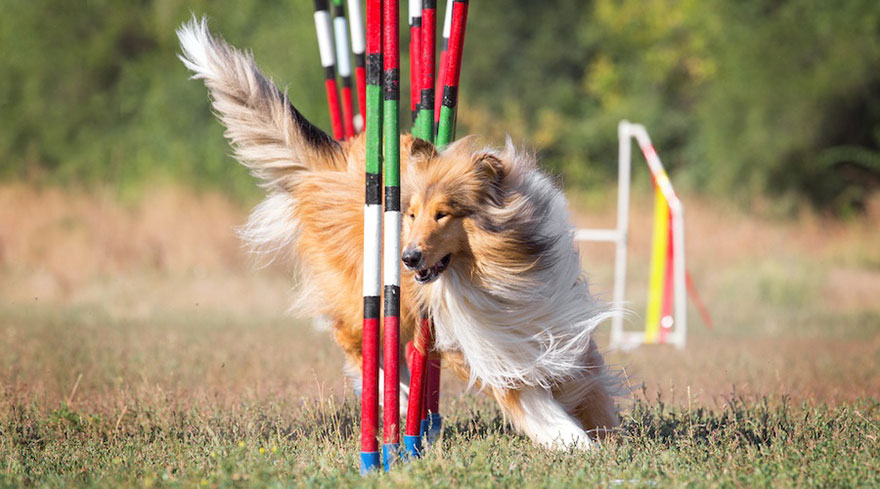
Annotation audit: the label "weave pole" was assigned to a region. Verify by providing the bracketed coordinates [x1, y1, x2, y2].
[404, 317, 430, 456]
[409, 0, 422, 123]
[435, 0, 468, 147]
[313, 0, 345, 140]
[331, 0, 356, 138]
[360, 0, 383, 474]
[415, 0, 436, 141]
[433, 0, 452, 132]
[419, 330, 440, 444]
[422, 0, 453, 445]
[346, 0, 366, 130]
[417, 0, 438, 442]
[424, 344, 441, 442]
[381, 0, 402, 472]
[404, 0, 437, 450]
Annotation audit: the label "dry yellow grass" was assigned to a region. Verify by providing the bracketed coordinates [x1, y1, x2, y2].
[0, 183, 291, 318]
[1, 183, 877, 487]
[0, 183, 878, 414]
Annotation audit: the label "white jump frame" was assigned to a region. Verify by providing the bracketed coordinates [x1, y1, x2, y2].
[575, 120, 687, 350]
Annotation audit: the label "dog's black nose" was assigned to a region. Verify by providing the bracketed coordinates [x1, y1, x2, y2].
[401, 248, 422, 269]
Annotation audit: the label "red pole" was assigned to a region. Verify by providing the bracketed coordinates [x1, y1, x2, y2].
[331, 0, 356, 139]
[409, 1, 422, 123]
[435, 0, 468, 147]
[404, 317, 430, 457]
[415, 0, 436, 141]
[355, 65, 367, 130]
[418, 317, 435, 438]
[325, 79, 345, 140]
[347, 0, 367, 132]
[434, 0, 452, 129]
[425, 349, 441, 442]
[340, 84, 356, 138]
[313, 0, 345, 140]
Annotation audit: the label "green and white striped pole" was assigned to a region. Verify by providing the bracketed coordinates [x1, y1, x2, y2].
[381, 0, 402, 472]
[360, 0, 383, 475]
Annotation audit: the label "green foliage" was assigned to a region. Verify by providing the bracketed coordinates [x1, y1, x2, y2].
[1, 1, 878, 210]
[461, 0, 880, 211]
[0, 0, 328, 201]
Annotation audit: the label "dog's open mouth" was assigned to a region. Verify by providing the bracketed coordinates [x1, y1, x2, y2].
[414, 254, 451, 284]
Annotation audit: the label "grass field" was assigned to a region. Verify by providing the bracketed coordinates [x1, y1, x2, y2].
[1, 184, 878, 487]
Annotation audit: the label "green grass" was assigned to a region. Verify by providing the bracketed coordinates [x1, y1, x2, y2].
[0, 303, 877, 488]
[2, 393, 877, 487]
[2, 186, 878, 487]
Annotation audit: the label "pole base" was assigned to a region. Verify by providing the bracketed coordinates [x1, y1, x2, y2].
[419, 419, 429, 438]
[426, 413, 442, 444]
[360, 451, 381, 474]
[382, 443, 400, 471]
[403, 434, 422, 458]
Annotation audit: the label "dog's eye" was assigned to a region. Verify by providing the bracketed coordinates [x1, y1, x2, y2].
[409, 213, 415, 220]
[435, 212, 447, 221]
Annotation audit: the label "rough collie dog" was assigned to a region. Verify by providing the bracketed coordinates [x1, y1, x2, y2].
[178, 18, 620, 449]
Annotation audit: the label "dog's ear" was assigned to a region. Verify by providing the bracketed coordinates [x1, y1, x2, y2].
[408, 137, 437, 168]
[473, 153, 506, 205]
[178, 17, 342, 191]
[473, 153, 505, 184]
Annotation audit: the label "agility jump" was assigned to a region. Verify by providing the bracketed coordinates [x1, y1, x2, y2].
[575, 121, 711, 350]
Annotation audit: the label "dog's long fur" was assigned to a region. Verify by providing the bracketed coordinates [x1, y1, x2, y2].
[178, 17, 620, 449]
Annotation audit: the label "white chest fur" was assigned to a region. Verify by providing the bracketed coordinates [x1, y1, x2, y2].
[427, 171, 613, 391]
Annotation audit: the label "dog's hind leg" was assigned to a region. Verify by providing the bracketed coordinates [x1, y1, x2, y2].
[494, 386, 595, 450]
[553, 339, 621, 439]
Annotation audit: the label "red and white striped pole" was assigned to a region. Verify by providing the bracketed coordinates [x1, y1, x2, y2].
[347, 0, 366, 132]
[360, 0, 383, 474]
[409, 0, 422, 123]
[313, 0, 345, 140]
[433, 0, 452, 135]
[331, 0, 356, 139]
[435, 0, 468, 147]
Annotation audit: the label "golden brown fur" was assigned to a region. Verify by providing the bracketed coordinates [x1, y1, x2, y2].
[179, 18, 619, 450]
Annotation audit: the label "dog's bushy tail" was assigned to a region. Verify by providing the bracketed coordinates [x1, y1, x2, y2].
[177, 17, 342, 190]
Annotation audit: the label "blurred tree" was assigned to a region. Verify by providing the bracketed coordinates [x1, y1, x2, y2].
[0, 0, 877, 211]
[0, 0, 327, 201]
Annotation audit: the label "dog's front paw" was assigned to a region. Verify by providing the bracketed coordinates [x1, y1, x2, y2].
[542, 428, 596, 451]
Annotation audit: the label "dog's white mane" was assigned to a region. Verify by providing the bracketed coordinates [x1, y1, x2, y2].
[427, 141, 614, 392]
